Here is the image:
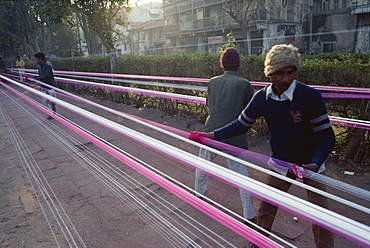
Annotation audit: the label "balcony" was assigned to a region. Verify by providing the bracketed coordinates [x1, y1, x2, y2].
[164, 23, 179, 33]
[193, 19, 204, 29]
[352, 3, 370, 14]
[180, 21, 193, 31]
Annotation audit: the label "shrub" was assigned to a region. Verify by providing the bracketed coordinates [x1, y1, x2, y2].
[23, 52, 370, 163]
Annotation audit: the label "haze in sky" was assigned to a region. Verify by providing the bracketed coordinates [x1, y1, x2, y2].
[129, 0, 162, 6]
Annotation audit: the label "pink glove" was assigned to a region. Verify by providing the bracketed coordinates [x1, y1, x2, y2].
[188, 132, 207, 145]
[292, 163, 307, 179]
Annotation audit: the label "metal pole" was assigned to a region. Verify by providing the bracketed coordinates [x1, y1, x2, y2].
[308, 0, 314, 54]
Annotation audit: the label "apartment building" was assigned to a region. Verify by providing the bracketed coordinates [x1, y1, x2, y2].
[162, 0, 308, 55]
[309, 0, 356, 53]
[111, 0, 369, 56]
[115, 1, 165, 55]
[352, 0, 370, 53]
[160, 0, 369, 55]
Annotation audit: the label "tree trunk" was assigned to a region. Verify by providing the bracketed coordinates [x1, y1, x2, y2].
[241, 26, 248, 56]
[344, 99, 369, 162]
[344, 128, 366, 161]
[246, 28, 251, 55]
[20, 4, 41, 53]
[79, 15, 101, 56]
[45, 20, 55, 56]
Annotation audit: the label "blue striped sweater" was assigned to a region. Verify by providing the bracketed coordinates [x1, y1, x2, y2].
[214, 82, 335, 168]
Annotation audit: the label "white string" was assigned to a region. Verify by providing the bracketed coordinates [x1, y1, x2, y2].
[16, 97, 200, 247]
[7, 71, 370, 127]
[0, 102, 62, 247]
[0, 95, 86, 247]
[4, 91, 199, 247]
[55, 74, 208, 92]
[2, 75, 370, 246]
[52, 75, 370, 127]
[25, 76, 370, 208]
[1, 86, 247, 247]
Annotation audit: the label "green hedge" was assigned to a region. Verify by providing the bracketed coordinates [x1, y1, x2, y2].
[24, 52, 370, 163]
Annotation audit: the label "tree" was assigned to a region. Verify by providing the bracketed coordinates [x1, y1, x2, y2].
[219, 32, 237, 53]
[74, 13, 101, 56]
[31, 0, 71, 54]
[0, 1, 37, 57]
[50, 23, 81, 58]
[71, 0, 130, 53]
[0, 0, 70, 57]
[222, 0, 265, 56]
[0, 1, 131, 58]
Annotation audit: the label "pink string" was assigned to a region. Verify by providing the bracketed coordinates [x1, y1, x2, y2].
[22, 69, 370, 94]
[331, 120, 370, 130]
[0, 81, 279, 248]
[56, 77, 206, 104]
[54, 74, 370, 131]
[3, 76, 368, 246]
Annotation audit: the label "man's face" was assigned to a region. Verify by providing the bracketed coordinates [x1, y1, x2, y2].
[35, 57, 43, 65]
[270, 66, 297, 96]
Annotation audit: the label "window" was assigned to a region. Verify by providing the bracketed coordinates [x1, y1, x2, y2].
[208, 5, 218, 17]
[334, 0, 339, 9]
[323, 42, 335, 52]
[260, 7, 268, 20]
[287, 0, 295, 20]
[322, 0, 330, 11]
[197, 8, 204, 20]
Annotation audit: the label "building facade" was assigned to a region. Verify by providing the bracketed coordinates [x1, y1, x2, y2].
[352, 0, 370, 53]
[108, 0, 370, 56]
[162, 0, 308, 55]
[115, 1, 165, 55]
[159, 0, 369, 55]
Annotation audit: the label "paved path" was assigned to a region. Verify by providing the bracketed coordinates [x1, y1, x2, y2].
[0, 84, 253, 247]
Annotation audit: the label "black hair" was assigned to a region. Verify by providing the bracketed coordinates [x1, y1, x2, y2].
[34, 52, 46, 61]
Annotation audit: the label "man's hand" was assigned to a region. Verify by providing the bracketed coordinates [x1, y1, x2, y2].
[25, 76, 30, 80]
[188, 132, 209, 145]
[302, 163, 318, 172]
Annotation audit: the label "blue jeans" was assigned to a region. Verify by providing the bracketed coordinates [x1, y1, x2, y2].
[195, 148, 256, 220]
[41, 88, 56, 111]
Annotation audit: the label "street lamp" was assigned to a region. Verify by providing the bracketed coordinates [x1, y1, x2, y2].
[308, 0, 314, 54]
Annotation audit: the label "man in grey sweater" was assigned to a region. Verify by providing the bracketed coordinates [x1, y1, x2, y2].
[194, 47, 256, 224]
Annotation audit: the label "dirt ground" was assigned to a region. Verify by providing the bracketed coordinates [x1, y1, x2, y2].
[0, 90, 369, 248]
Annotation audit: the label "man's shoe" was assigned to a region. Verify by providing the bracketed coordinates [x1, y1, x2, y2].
[244, 217, 256, 228]
[47, 116, 53, 120]
[193, 192, 203, 200]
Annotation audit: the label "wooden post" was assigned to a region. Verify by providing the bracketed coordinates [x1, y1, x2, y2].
[109, 49, 118, 102]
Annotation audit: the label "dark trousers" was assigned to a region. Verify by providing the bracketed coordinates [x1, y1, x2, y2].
[257, 171, 334, 248]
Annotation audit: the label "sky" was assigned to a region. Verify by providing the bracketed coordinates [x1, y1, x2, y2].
[128, 0, 162, 6]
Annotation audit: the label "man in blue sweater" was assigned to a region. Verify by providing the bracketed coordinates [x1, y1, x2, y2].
[193, 44, 335, 248]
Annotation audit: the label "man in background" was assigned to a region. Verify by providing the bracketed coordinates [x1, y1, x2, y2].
[30, 52, 57, 120]
[194, 47, 256, 225]
[16, 55, 25, 82]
